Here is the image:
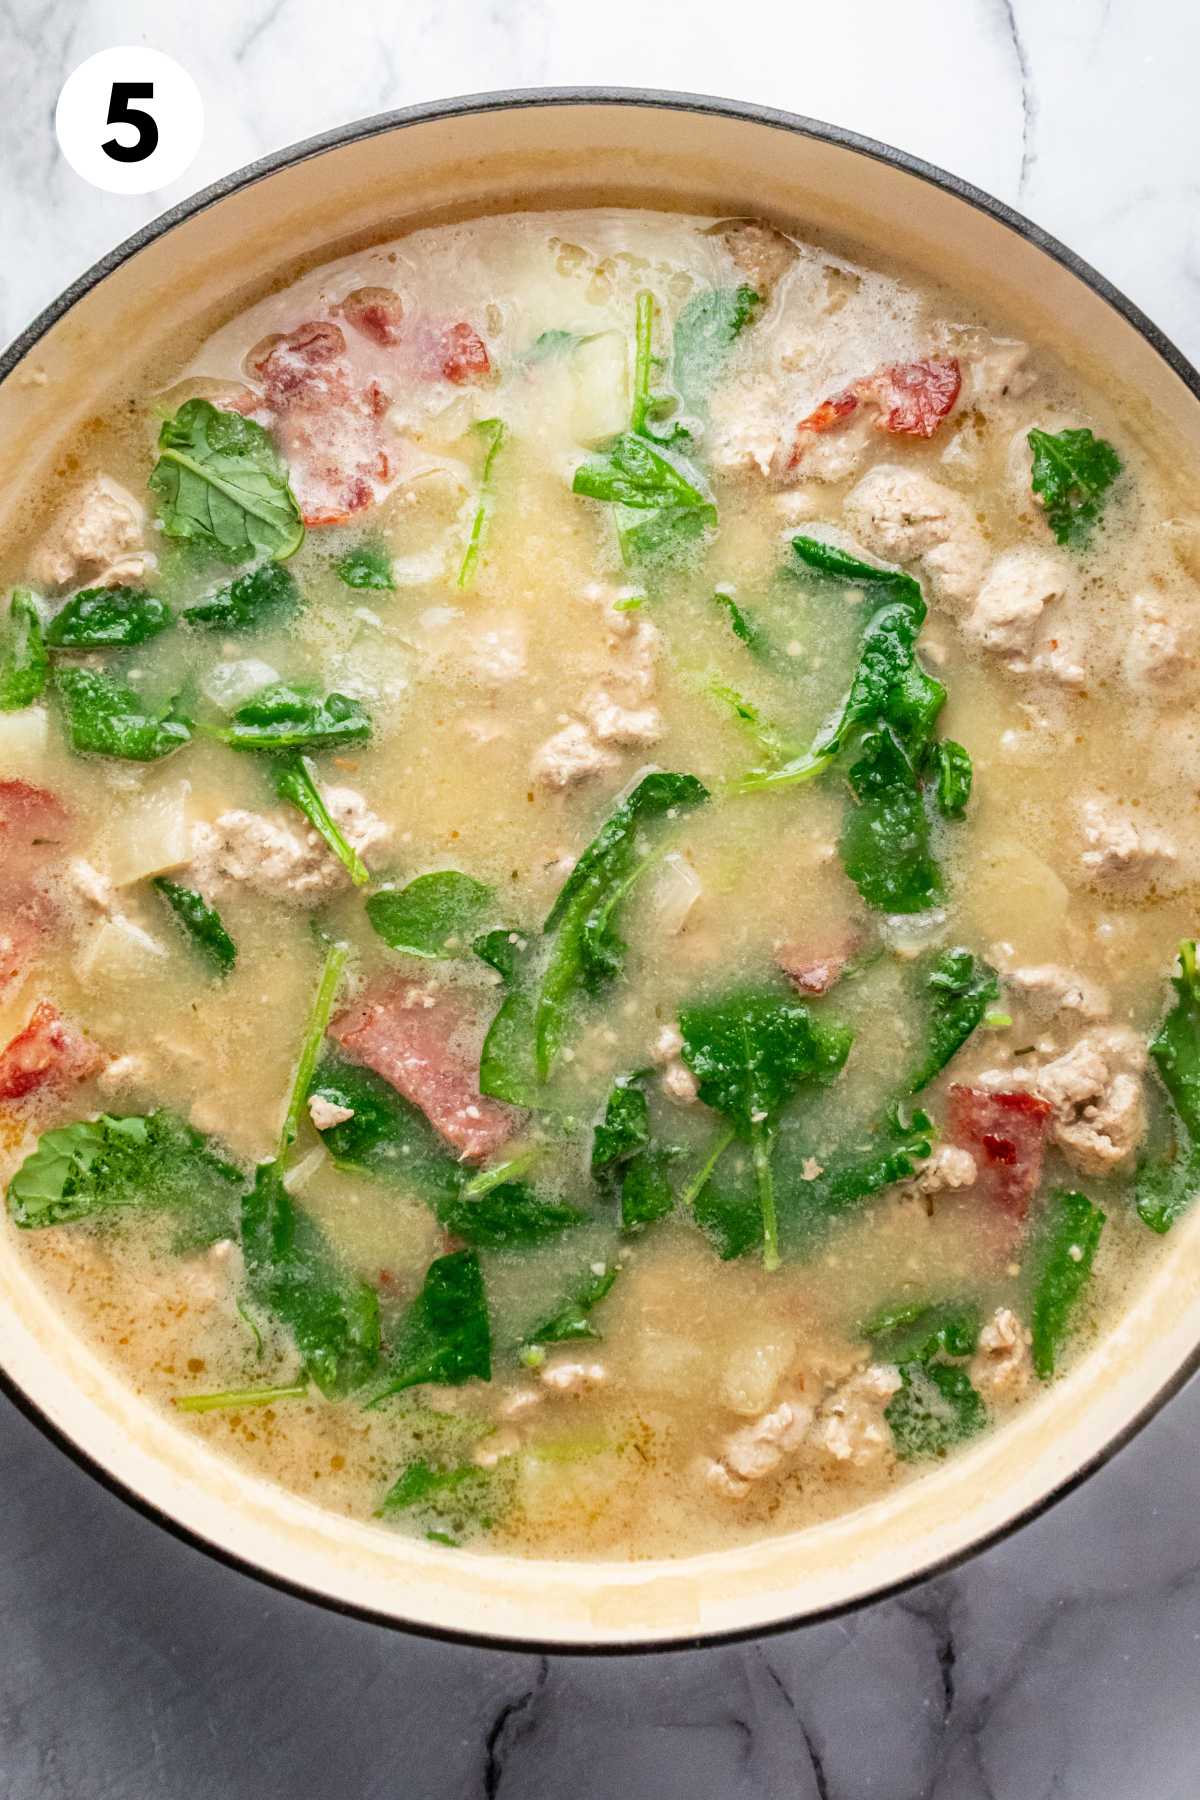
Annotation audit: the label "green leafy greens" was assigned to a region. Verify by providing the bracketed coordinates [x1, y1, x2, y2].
[54, 667, 190, 761]
[153, 878, 237, 975]
[336, 540, 395, 591]
[272, 754, 370, 887]
[1135, 941, 1200, 1232]
[6, 1111, 243, 1233]
[366, 872, 494, 959]
[457, 418, 507, 589]
[150, 398, 304, 562]
[0, 590, 48, 711]
[1028, 426, 1121, 548]
[678, 986, 852, 1270]
[907, 948, 999, 1094]
[1029, 1188, 1105, 1378]
[369, 1249, 492, 1403]
[45, 586, 173, 649]
[534, 770, 710, 1080]
[209, 682, 371, 752]
[184, 562, 299, 632]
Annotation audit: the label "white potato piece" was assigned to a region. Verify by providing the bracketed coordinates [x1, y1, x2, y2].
[0, 705, 50, 771]
[105, 781, 199, 887]
[570, 330, 630, 444]
[73, 915, 169, 986]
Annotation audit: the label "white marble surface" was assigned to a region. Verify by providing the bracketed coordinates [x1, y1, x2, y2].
[2, 4, 1200, 1797]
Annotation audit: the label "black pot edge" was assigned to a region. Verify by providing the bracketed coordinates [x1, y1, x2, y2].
[3, 84, 1198, 1659]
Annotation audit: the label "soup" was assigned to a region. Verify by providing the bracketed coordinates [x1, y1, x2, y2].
[0, 207, 1195, 1560]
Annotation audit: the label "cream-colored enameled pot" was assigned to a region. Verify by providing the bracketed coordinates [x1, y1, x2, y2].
[2, 90, 1199, 1650]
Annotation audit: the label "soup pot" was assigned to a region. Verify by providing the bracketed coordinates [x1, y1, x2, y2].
[2, 88, 1199, 1651]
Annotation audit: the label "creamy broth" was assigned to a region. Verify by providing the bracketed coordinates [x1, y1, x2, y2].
[0, 207, 1195, 1559]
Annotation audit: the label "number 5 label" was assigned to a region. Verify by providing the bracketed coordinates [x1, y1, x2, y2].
[56, 48, 203, 195]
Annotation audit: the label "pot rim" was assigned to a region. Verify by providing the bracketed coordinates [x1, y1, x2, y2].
[3, 84, 1198, 1656]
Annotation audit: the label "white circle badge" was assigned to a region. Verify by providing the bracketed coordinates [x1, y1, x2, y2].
[55, 47, 204, 196]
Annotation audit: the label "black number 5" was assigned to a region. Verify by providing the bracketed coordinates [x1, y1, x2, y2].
[102, 81, 159, 163]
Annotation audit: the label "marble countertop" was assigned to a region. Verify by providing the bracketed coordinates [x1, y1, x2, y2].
[2, 2, 1199, 1796]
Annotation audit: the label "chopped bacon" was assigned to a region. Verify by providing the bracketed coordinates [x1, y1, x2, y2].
[0, 780, 70, 875]
[795, 390, 860, 436]
[438, 322, 491, 385]
[775, 931, 859, 996]
[329, 980, 517, 1163]
[946, 1085, 1054, 1220]
[245, 321, 395, 528]
[860, 357, 961, 437]
[0, 1001, 103, 1103]
[340, 286, 406, 348]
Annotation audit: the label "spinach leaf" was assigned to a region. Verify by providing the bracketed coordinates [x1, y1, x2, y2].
[672, 284, 760, 416]
[713, 589, 771, 660]
[0, 590, 48, 711]
[592, 1075, 674, 1232]
[272, 753, 370, 887]
[379, 1456, 497, 1540]
[153, 878, 237, 975]
[366, 872, 494, 959]
[1029, 1188, 1105, 1378]
[732, 537, 938, 795]
[475, 931, 539, 1106]
[241, 1160, 381, 1397]
[778, 1105, 934, 1245]
[310, 1058, 462, 1202]
[210, 682, 371, 752]
[573, 431, 711, 512]
[1137, 940, 1200, 1232]
[617, 502, 716, 568]
[520, 328, 588, 364]
[592, 1077, 651, 1174]
[522, 1262, 618, 1352]
[862, 1299, 981, 1363]
[370, 1249, 492, 1401]
[708, 678, 798, 766]
[886, 1361, 987, 1460]
[336, 540, 395, 591]
[536, 771, 710, 1079]
[55, 667, 190, 761]
[174, 1382, 308, 1414]
[45, 586, 172, 649]
[7, 1111, 243, 1232]
[930, 739, 973, 819]
[907, 948, 999, 1094]
[310, 1058, 581, 1247]
[1028, 426, 1121, 549]
[438, 1181, 586, 1249]
[839, 726, 943, 914]
[457, 418, 507, 589]
[679, 986, 852, 1269]
[185, 562, 299, 631]
[150, 398, 304, 562]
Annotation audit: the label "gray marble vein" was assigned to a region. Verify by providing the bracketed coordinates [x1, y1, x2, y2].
[2, 2, 1200, 1795]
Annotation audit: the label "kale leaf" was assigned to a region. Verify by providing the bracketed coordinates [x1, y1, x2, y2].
[184, 562, 299, 631]
[907, 947, 999, 1094]
[45, 585, 173, 649]
[150, 398, 304, 562]
[1028, 426, 1122, 548]
[336, 540, 395, 591]
[210, 682, 371, 752]
[153, 878, 238, 975]
[535, 771, 709, 1080]
[7, 1111, 243, 1232]
[271, 753, 370, 887]
[370, 1249, 493, 1402]
[679, 985, 852, 1269]
[0, 590, 48, 711]
[54, 667, 191, 761]
[366, 872, 494, 959]
[1029, 1187, 1105, 1378]
[1137, 940, 1200, 1232]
